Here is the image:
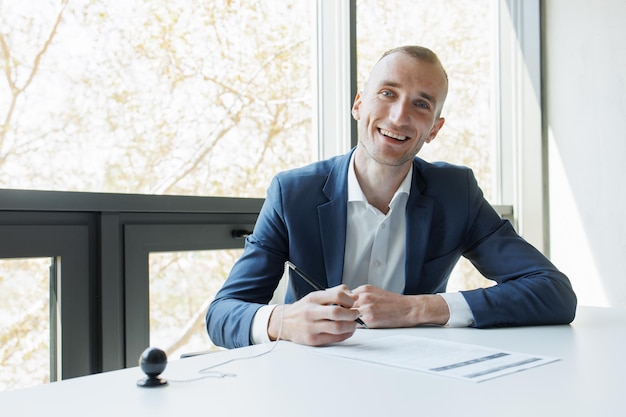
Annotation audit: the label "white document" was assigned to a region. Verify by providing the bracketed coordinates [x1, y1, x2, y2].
[316, 335, 559, 383]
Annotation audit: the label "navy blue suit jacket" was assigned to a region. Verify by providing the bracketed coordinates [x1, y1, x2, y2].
[207, 150, 577, 348]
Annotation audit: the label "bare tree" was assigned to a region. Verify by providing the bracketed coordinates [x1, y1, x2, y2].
[0, 0, 68, 167]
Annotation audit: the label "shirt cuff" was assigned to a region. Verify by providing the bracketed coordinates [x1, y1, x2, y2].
[438, 292, 475, 327]
[250, 304, 277, 344]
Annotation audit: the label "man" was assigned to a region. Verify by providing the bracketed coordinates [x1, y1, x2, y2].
[206, 45, 577, 349]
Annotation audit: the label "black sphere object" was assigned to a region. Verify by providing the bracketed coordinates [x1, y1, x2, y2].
[137, 347, 168, 387]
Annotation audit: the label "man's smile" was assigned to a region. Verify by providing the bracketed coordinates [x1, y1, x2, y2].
[379, 128, 409, 141]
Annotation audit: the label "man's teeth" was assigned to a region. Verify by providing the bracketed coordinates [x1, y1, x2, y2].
[380, 128, 408, 141]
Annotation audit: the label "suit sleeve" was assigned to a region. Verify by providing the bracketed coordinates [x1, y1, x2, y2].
[206, 177, 289, 349]
[459, 171, 577, 327]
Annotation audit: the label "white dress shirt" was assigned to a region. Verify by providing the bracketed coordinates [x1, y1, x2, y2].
[250, 155, 474, 344]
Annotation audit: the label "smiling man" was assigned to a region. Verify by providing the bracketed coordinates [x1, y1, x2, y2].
[206, 45, 577, 349]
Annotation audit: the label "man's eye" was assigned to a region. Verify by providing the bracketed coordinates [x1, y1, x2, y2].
[416, 101, 430, 110]
[381, 90, 393, 97]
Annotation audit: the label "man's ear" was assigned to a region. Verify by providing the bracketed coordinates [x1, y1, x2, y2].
[351, 92, 363, 120]
[426, 117, 445, 143]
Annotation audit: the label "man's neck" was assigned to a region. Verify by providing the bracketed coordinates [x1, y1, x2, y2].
[353, 149, 412, 214]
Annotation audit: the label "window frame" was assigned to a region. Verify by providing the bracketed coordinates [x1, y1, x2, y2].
[0, 216, 96, 381]
[315, 0, 358, 159]
[0, 189, 263, 377]
[498, 0, 545, 252]
[122, 220, 256, 368]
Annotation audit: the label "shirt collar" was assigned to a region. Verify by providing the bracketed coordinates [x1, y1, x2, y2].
[347, 153, 413, 205]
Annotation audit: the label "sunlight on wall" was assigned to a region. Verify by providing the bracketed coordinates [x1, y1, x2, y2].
[548, 127, 609, 307]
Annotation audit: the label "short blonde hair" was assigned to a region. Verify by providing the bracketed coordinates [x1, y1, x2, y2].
[379, 45, 448, 83]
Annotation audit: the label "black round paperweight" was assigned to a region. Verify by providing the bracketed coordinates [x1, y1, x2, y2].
[137, 347, 168, 388]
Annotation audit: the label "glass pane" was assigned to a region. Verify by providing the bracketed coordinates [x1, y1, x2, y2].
[0, 258, 51, 392]
[357, 0, 498, 291]
[149, 249, 242, 358]
[356, 0, 497, 202]
[0, 1, 315, 197]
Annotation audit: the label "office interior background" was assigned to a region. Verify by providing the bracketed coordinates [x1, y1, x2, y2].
[0, 0, 624, 393]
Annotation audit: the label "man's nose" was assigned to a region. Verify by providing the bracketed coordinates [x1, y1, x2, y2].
[389, 99, 411, 124]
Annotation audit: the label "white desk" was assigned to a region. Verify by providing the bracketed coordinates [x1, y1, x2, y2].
[2, 306, 624, 416]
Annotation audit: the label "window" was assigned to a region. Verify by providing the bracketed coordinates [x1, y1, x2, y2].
[357, 0, 498, 203]
[118, 212, 258, 367]
[0, 258, 51, 391]
[149, 249, 242, 358]
[0, 218, 95, 393]
[0, 0, 315, 197]
[1, 0, 316, 388]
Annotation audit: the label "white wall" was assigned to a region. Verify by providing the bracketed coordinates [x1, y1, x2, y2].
[544, 0, 626, 307]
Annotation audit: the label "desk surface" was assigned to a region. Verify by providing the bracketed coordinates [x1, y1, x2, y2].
[2, 306, 625, 416]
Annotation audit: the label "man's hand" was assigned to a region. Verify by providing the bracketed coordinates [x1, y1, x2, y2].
[267, 284, 361, 346]
[351, 285, 450, 328]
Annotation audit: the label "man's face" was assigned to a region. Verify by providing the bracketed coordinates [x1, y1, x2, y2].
[352, 52, 447, 168]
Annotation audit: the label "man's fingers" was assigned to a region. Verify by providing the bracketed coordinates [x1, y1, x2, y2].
[326, 304, 361, 322]
[306, 284, 358, 307]
[272, 284, 362, 346]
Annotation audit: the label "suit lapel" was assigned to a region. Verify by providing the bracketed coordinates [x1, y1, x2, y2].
[404, 161, 434, 294]
[316, 154, 433, 292]
[318, 152, 352, 288]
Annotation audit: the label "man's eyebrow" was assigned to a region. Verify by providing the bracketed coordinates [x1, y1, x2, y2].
[379, 79, 437, 105]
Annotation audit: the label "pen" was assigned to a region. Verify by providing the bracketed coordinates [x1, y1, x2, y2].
[285, 261, 368, 328]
